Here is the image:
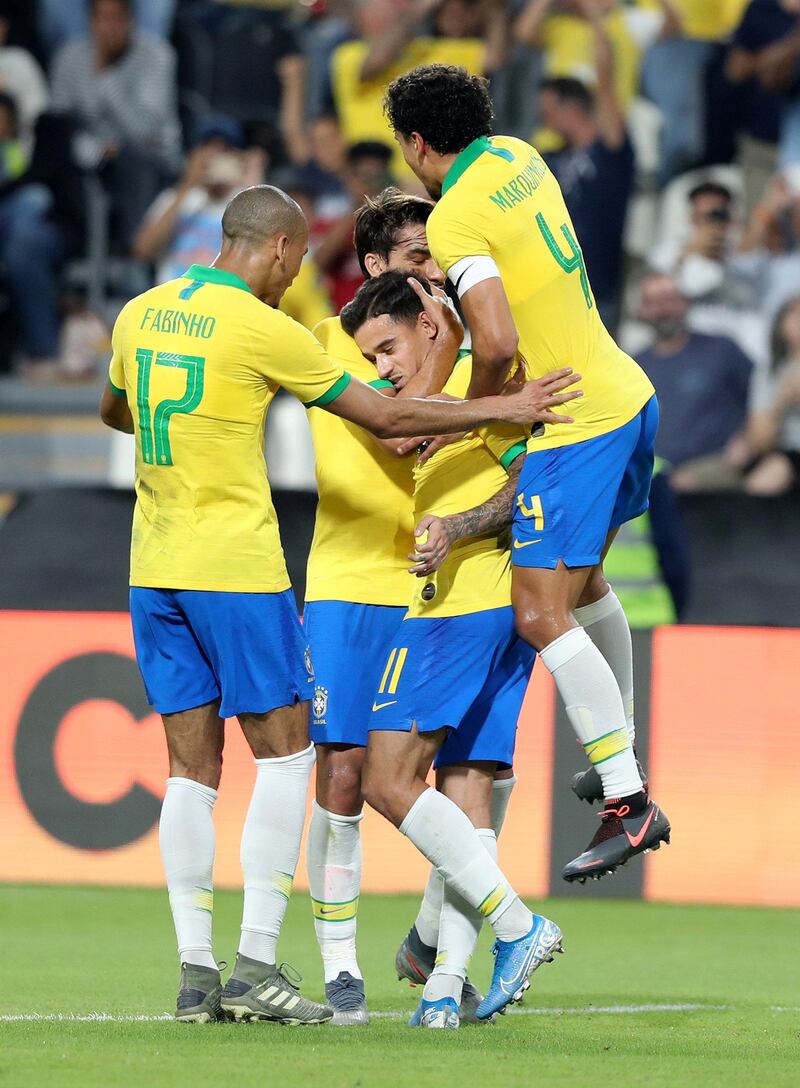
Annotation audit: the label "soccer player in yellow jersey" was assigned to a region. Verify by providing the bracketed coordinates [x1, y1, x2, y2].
[384, 64, 671, 883]
[341, 272, 564, 1025]
[99, 184, 581, 1023]
[305, 189, 523, 1024]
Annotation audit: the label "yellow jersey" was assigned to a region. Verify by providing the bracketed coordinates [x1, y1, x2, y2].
[673, 0, 747, 40]
[306, 317, 415, 607]
[426, 135, 654, 452]
[331, 37, 485, 179]
[408, 356, 527, 619]
[108, 263, 350, 593]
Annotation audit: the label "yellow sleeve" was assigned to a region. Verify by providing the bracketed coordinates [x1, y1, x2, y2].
[426, 202, 491, 277]
[479, 425, 528, 471]
[108, 312, 126, 396]
[265, 310, 351, 407]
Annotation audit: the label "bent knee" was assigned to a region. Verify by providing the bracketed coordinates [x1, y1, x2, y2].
[514, 601, 572, 651]
[169, 758, 222, 790]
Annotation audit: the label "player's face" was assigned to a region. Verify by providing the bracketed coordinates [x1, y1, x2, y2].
[395, 132, 442, 199]
[270, 224, 308, 305]
[385, 224, 446, 286]
[354, 313, 430, 390]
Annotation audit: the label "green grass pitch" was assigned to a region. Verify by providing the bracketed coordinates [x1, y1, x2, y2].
[2, 885, 798, 1087]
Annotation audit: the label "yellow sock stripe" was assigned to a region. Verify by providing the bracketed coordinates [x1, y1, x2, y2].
[434, 950, 449, 968]
[193, 887, 213, 914]
[476, 883, 507, 919]
[378, 649, 397, 693]
[272, 870, 295, 902]
[310, 896, 359, 922]
[583, 727, 630, 766]
[387, 647, 408, 694]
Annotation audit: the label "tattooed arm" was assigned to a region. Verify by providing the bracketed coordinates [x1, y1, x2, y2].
[408, 453, 525, 576]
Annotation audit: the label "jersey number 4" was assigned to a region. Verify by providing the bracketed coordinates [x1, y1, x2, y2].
[136, 349, 205, 466]
[536, 212, 593, 310]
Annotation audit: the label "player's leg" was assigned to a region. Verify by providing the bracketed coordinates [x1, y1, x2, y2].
[559, 398, 670, 879]
[512, 429, 646, 806]
[398, 767, 517, 989]
[308, 743, 366, 1020]
[411, 762, 495, 1029]
[159, 701, 226, 1023]
[304, 600, 405, 1024]
[222, 697, 331, 1023]
[571, 535, 646, 804]
[171, 587, 330, 1024]
[513, 561, 644, 802]
[130, 586, 226, 1023]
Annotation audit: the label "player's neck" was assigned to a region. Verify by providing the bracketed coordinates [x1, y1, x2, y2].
[212, 250, 272, 304]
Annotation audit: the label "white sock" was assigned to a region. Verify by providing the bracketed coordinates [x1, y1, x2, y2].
[491, 775, 516, 836]
[414, 777, 516, 952]
[238, 743, 316, 965]
[540, 627, 642, 799]
[306, 800, 363, 982]
[575, 589, 635, 743]
[424, 828, 498, 1005]
[159, 777, 218, 970]
[399, 789, 532, 943]
[413, 868, 444, 949]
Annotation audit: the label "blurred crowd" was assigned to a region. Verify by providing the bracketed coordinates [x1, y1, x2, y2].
[1, 0, 800, 497]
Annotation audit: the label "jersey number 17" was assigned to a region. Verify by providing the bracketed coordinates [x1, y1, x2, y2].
[135, 349, 205, 466]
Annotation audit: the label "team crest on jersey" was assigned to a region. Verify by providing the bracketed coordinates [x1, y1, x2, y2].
[304, 645, 314, 679]
[312, 686, 328, 722]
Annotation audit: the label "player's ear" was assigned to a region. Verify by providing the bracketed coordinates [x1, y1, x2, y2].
[275, 234, 289, 267]
[418, 310, 437, 338]
[363, 253, 384, 278]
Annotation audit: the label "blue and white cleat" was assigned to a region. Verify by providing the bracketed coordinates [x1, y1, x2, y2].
[408, 996, 460, 1030]
[476, 915, 564, 1020]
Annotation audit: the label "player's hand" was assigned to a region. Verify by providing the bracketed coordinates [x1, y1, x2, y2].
[416, 431, 468, 464]
[498, 367, 583, 425]
[405, 276, 463, 346]
[408, 517, 452, 576]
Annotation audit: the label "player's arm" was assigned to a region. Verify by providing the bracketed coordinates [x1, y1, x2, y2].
[99, 318, 134, 434]
[408, 449, 526, 575]
[427, 211, 520, 399]
[100, 382, 134, 434]
[460, 278, 519, 398]
[375, 278, 466, 455]
[326, 369, 580, 438]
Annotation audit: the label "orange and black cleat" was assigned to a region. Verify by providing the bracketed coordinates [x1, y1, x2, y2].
[562, 792, 670, 883]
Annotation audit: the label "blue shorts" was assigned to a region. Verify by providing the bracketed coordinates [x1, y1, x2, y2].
[304, 600, 406, 747]
[512, 395, 659, 569]
[130, 587, 314, 718]
[368, 605, 535, 770]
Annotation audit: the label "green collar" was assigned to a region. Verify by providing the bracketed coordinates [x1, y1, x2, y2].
[183, 264, 253, 294]
[441, 136, 493, 196]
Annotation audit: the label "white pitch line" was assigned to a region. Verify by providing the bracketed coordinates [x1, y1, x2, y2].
[2, 1004, 796, 1024]
[0, 1004, 733, 1023]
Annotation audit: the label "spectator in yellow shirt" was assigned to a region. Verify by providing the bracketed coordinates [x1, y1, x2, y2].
[331, 0, 507, 178]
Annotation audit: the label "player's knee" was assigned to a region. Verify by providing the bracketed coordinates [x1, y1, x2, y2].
[362, 762, 404, 826]
[317, 755, 364, 816]
[514, 601, 568, 652]
[577, 568, 609, 610]
[168, 754, 222, 790]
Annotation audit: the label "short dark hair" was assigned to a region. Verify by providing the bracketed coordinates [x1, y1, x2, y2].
[347, 140, 393, 167]
[353, 187, 434, 276]
[539, 77, 594, 114]
[384, 64, 493, 155]
[688, 181, 732, 204]
[340, 271, 428, 338]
